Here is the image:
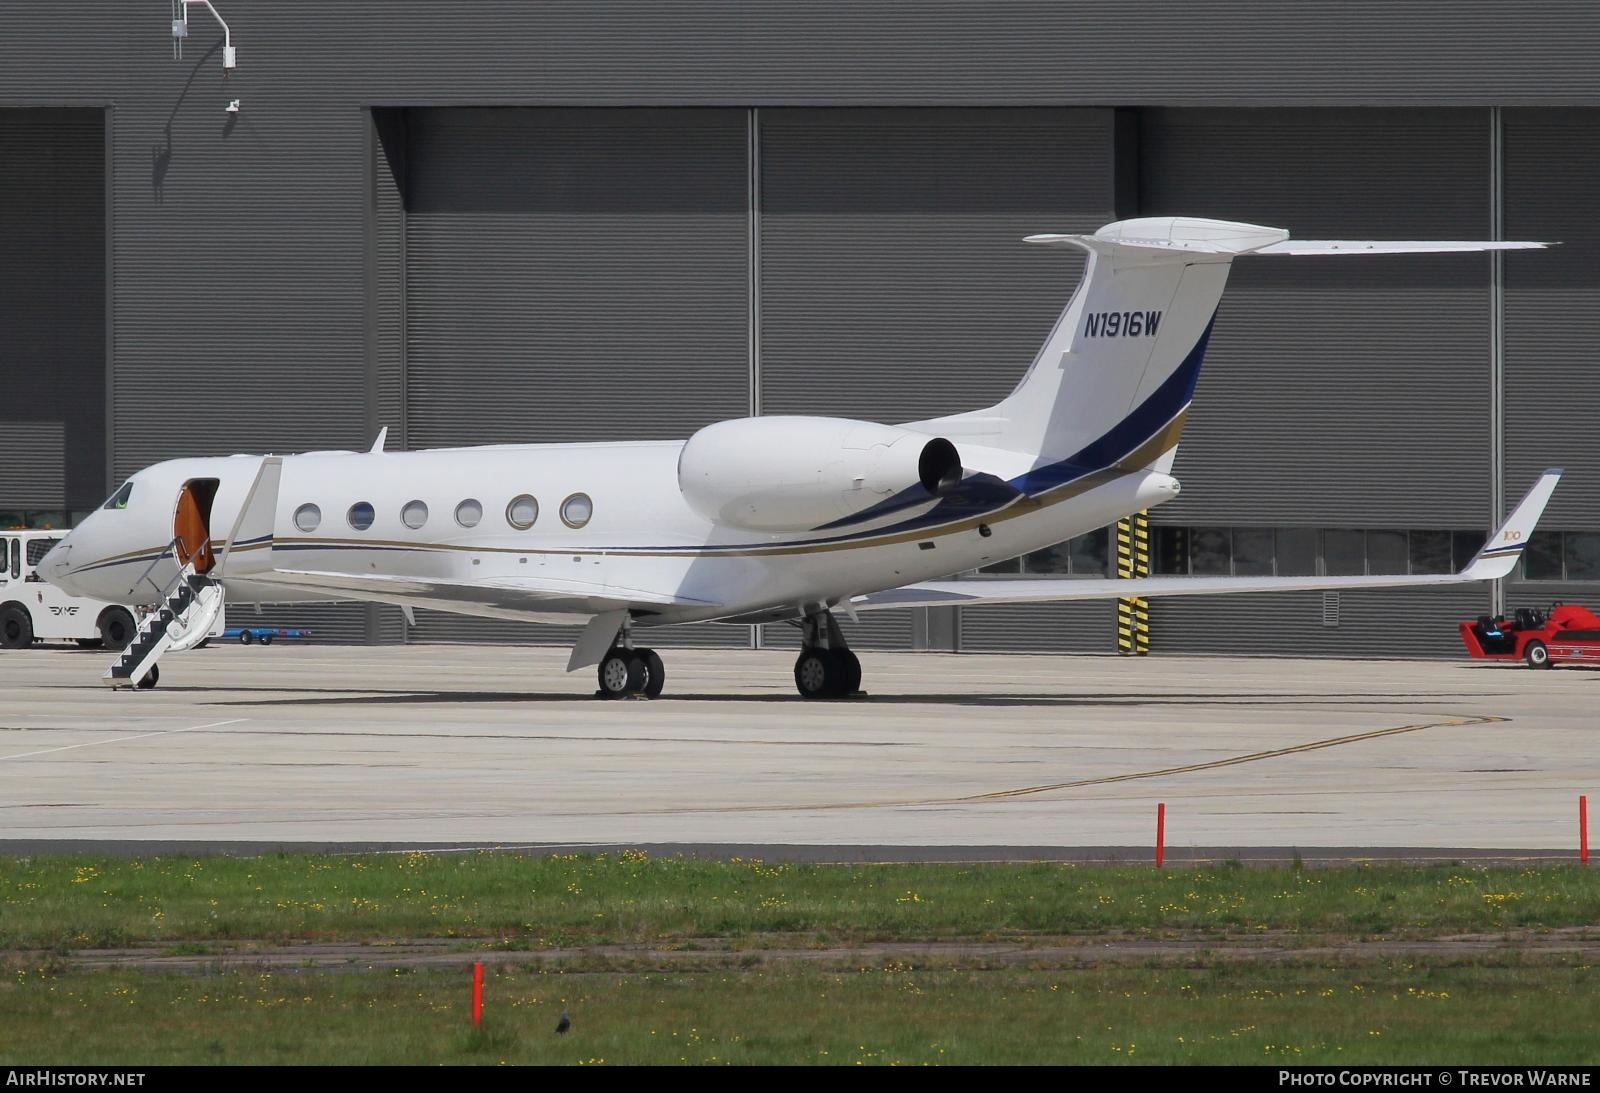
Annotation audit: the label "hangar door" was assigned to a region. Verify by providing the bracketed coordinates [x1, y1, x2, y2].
[0, 109, 104, 524]
[1502, 109, 1600, 611]
[1137, 108, 1492, 657]
[757, 108, 1119, 651]
[403, 108, 750, 646]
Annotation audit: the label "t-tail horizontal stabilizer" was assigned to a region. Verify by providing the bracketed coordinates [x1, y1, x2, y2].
[852, 470, 1563, 612]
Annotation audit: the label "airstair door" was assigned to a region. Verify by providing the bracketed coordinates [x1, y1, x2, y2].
[174, 479, 220, 574]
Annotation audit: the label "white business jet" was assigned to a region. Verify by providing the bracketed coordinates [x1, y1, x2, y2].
[40, 217, 1559, 698]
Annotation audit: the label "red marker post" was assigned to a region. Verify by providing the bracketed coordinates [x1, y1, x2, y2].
[1155, 802, 1166, 868]
[1581, 796, 1589, 867]
[472, 961, 484, 1026]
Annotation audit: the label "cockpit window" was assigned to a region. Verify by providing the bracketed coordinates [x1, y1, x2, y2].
[102, 481, 133, 510]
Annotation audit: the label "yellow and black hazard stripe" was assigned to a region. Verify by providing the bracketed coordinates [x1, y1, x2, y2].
[1116, 509, 1150, 655]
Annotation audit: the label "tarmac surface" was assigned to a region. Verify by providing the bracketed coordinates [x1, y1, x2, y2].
[0, 643, 1593, 855]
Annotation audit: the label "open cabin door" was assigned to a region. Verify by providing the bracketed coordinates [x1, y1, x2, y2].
[174, 479, 220, 573]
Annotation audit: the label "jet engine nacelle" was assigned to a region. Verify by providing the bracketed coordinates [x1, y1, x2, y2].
[677, 416, 962, 532]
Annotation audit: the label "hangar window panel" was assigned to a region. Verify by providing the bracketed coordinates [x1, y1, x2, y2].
[1153, 527, 1189, 575]
[1324, 529, 1366, 576]
[1565, 532, 1600, 581]
[1452, 530, 1486, 570]
[1189, 527, 1230, 576]
[1276, 528, 1318, 577]
[1409, 530, 1452, 575]
[1367, 530, 1409, 576]
[1231, 528, 1275, 576]
[1022, 542, 1070, 574]
[1069, 529, 1109, 575]
[1023, 530, 1110, 577]
[1522, 531, 1563, 581]
[979, 557, 1022, 575]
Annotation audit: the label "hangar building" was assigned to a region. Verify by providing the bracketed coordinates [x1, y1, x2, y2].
[4, 3, 1597, 656]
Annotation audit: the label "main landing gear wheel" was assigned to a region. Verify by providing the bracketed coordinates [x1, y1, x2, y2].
[794, 647, 861, 699]
[1525, 640, 1551, 669]
[596, 647, 665, 699]
[100, 607, 137, 648]
[638, 648, 666, 699]
[136, 665, 160, 690]
[597, 649, 645, 698]
[0, 604, 33, 649]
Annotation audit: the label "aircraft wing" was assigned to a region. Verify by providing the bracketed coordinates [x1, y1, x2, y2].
[855, 469, 1561, 612]
[243, 568, 720, 621]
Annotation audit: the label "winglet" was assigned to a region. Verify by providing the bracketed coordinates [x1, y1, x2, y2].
[370, 426, 389, 454]
[1461, 469, 1563, 580]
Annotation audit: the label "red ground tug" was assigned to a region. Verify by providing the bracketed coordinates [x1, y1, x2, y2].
[1460, 603, 1600, 668]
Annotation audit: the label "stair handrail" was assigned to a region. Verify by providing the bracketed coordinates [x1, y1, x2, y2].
[134, 536, 215, 603]
[134, 537, 185, 601]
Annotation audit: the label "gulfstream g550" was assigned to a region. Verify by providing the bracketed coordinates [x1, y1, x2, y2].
[40, 217, 1559, 698]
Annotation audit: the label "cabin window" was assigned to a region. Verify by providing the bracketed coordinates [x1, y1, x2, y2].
[347, 502, 376, 531]
[455, 499, 483, 528]
[506, 495, 539, 530]
[401, 500, 429, 530]
[293, 504, 321, 532]
[560, 493, 593, 529]
[102, 481, 133, 511]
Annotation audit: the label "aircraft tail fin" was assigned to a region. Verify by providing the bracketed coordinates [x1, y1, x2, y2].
[912, 217, 1551, 480]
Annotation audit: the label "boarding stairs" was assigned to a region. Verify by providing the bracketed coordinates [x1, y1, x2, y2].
[103, 539, 224, 689]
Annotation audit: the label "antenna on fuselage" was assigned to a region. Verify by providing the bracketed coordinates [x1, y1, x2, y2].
[369, 427, 388, 454]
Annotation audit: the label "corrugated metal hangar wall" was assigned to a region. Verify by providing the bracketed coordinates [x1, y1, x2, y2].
[3, 3, 1599, 656]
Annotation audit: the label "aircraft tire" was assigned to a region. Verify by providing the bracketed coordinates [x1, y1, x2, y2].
[0, 604, 33, 649]
[638, 648, 666, 698]
[794, 648, 839, 699]
[136, 664, 160, 690]
[1525, 640, 1551, 669]
[831, 648, 862, 696]
[99, 607, 136, 648]
[597, 649, 645, 698]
